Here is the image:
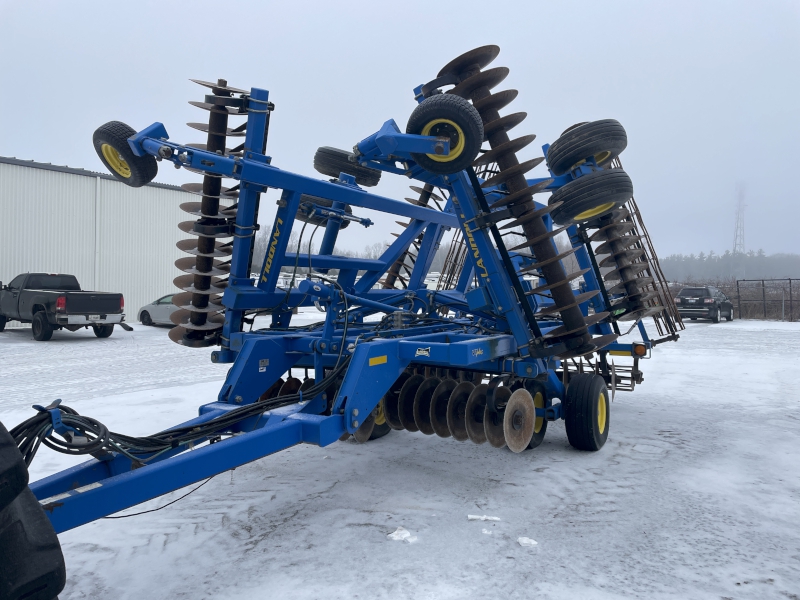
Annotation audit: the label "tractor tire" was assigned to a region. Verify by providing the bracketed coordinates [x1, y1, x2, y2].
[564, 373, 610, 451]
[549, 168, 633, 226]
[140, 311, 153, 326]
[406, 94, 484, 175]
[368, 398, 392, 440]
[93, 324, 114, 338]
[313, 147, 381, 187]
[546, 119, 628, 176]
[31, 312, 53, 342]
[0, 315, 6, 332]
[93, 121, 158, 187]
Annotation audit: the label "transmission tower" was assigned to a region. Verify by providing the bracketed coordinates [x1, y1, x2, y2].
[733, 185, 746, 255]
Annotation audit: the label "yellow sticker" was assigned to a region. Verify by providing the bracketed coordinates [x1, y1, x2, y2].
[369, 355, 388, 366]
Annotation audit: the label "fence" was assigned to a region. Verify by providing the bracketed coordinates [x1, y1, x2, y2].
[736, 279, 797, 322]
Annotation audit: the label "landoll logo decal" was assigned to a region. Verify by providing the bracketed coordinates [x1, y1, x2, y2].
[472, 348, 484, 357]
[415, 347, 431, 357]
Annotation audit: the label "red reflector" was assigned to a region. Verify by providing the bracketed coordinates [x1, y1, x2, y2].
[56, 296, 66, 312]
[703, 298, 714, 304]
[120, 295, 125, 311]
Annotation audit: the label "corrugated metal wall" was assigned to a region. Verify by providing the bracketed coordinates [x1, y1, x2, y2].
[0, 162, 191, 328]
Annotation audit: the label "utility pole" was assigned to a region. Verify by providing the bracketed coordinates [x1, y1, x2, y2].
[732, 184, 746, 278]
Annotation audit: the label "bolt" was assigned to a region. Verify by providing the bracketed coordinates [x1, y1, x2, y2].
[352, 409, 359, 417]
[320, 342, 327, 350]
[434, 141, 445, 155]
[234, 395, 243, 404]
[352, 420, 359, 428]
[158, 146, 172, 159]
[339, 408, 345, 414]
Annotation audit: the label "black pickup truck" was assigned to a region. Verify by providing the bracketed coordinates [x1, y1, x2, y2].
[0, 273, 129, 341]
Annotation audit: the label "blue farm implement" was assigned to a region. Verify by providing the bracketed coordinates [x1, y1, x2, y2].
[1, 46, 682, 599]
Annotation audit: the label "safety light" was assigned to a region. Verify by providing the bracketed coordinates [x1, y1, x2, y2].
[703, 298, 714, 304]
[120, 295, 125, 312]
[632, 343, 647, 357]
[55, 296, 66, 313]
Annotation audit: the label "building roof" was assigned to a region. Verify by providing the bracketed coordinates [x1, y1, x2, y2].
[0, 155, 186, 192]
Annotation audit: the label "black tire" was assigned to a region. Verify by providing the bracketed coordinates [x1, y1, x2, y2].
[296, 195, 352, 229]
[546, 119, 628, 176]
[31, 312, 53, 342]
[369, 398, 392, 440]
[406, 94, 483, 175]
[313, 147, 381, 187]
[93, 121, 158, 187]
[549, 168, 633, 226]
[140, 311, 153, 326]
[0, 314, 6, 332]
[564, 374, 610, 451]
[93, 324, 114, 338]
[712, 308, 722, 323]
[726, 308, 734, 322]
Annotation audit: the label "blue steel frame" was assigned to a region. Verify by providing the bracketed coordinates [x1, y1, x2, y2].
[31, 86, 651, 533]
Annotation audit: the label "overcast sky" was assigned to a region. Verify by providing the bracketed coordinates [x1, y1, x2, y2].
[1, 0, 798, 257]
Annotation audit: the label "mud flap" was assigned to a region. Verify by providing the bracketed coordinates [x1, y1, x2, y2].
[0, 421, 66, 600]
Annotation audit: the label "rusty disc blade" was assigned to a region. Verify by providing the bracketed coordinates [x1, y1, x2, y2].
[465, 384, 488, 445]
[176, 238, 232, 258]
[413, 377, 440, 435]
[544, 312, 610, 340]
[525, 269, 590, 296]
[180, 201, 237, 219]
[397, 374, 425, 432]
[173, 274, 227, 295]
[174, 256, 229, 277]
[188, 100, 245, 115]
[448, 67, 509, 99]
[594, 234, 642, 256]
[482, 157, 544, 188]
[499, 201, 562, 230]
[438, 45, 500, 78]
[180, 183, 239, 198]
[172, 291, 222, 312]
[508, 225, 568, 252]
[187, 122, 246, 137]
[536, 290, 599, 316]
[484, 387, 510, 449]
[473, 135, 537, 167]
[490, 179, 553, 210]
[618, 306, 664, 321]
[409, 185, 445, 204]
[503, 389, 535, 453]
[599, 248, 646, 268]
[473, 89, 518, 114]
[170, 309, 224, 330]
[429, 379, 457, 438]
[178, 221, 232, 239]
[520, 248, 577, 274]
[483, 112, 527, 141]
[190, 79, 248, 95]
[607, 276, 654, 295]
[352, 412, 376, 443]
[446, 381, 475, 442]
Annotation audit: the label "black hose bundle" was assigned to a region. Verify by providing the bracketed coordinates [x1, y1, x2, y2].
[11, 356, 351, 467]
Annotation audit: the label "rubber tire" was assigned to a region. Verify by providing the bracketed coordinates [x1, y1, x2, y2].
[726, 308, 734, 322]
[406, 94, 483, 175]
[711, 308, 721, 324]
[0, 314, 6, 332]
[140, 311, 153, 326]
[546, 119, 628, 176]
[31, 312, 53, 342]
[313, 147, 381, 187]
[93, 121, 158, 188]
[93, 324, 114, 338]
[564, 373, 610, 451]
[296, 195, 352, 229]
[549, 168, 633, 226]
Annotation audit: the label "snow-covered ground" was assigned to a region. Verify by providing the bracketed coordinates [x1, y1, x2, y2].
[1, 318, 799, 599]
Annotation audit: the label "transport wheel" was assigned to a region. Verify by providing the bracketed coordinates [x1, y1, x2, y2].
[726, 308, 734, 321]
[140, 311, 153, 326]
[406, 94, 484, 175]
[711, 308, 721, 323]
[93, 324, 114, 338]
[564, 374, 610, 451]
[31, 312, 53, 341]
[549, 168, 633, 226]
[546, 119, 628, 176]
[368, 399, 392, 440]
[0, 315, 6, 332]
[313, 147, 381, 187]
[93, 121, 158, 187]
[525, 381, 548, 450]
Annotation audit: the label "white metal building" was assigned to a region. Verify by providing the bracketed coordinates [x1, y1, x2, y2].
[0, 156, 192, 327]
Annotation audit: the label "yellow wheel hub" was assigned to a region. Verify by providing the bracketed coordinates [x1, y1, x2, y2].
[101, 143, 131, 179]
[421, 119, 465, 163]
[374, 399, 386, 426]
[533, 391, 545, 434]
[597, 392, 607, 434]
[575, 201, 616, 221]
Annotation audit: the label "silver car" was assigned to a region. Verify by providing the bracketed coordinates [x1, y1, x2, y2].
[137, 295, 179, 326]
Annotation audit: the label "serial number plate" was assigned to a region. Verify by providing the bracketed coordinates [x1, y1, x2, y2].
[88, 315, 101, 320]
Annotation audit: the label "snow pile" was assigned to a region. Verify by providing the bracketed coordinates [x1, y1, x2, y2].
[387, 527, 417, 543]
[518, 537, 538, 547]
[467, 514, 500, 521]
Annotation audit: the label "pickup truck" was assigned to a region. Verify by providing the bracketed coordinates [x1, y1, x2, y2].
[0, 273, 129, 341]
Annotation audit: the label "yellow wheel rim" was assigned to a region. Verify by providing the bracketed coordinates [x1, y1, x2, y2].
[574, 201, 616, 221]
[597, 392, 607, 434]
[533, 391, 545, 434]
[101, 143, 131, 178]
[421, 118, 465, 163]
[570, 151, 613, 170]
[374, 399, 386, 426]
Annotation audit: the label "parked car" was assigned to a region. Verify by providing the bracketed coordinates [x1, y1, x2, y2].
[0, 273, 127, 340]
[138, 295, 179, 326]
[674, 286, 734, 323]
